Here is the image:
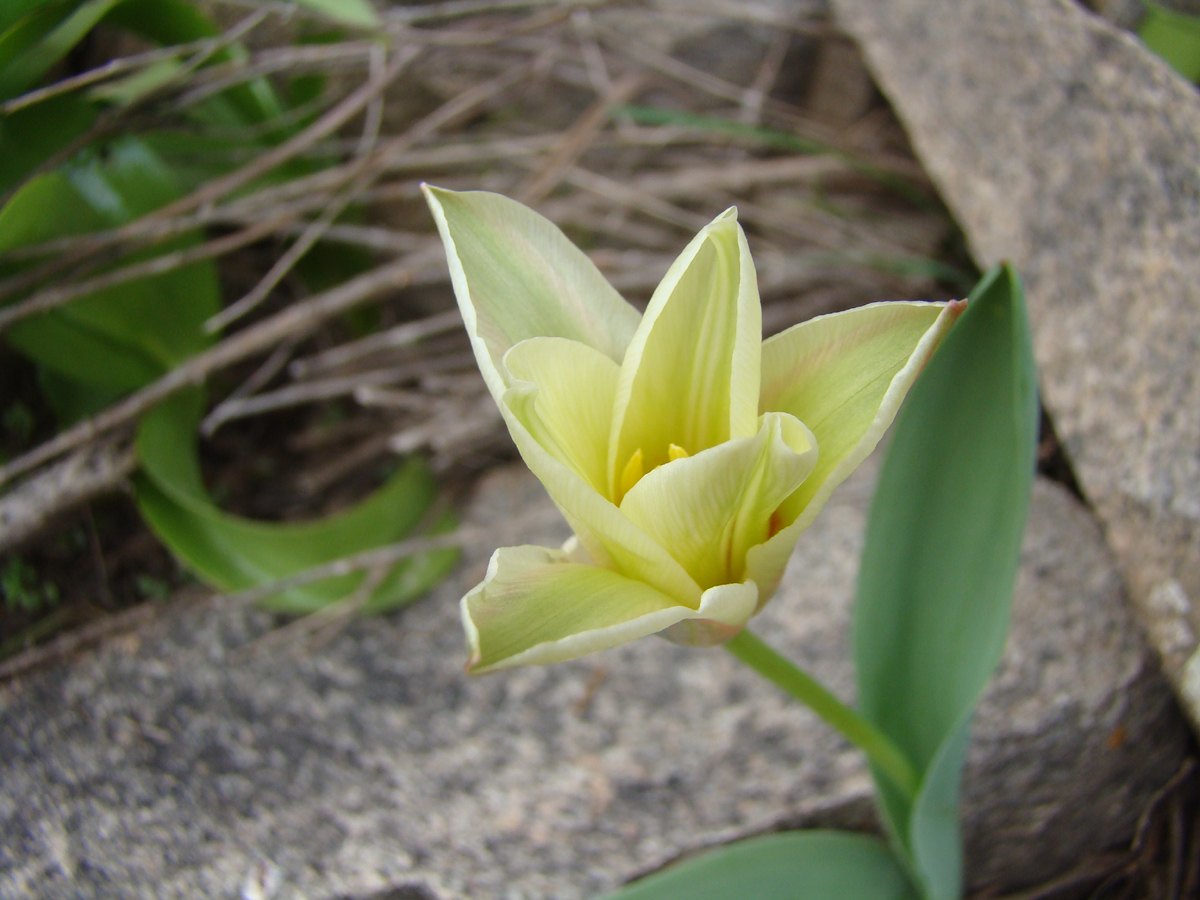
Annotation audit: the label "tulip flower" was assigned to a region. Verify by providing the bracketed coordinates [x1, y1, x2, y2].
[424, 186, 962, 673]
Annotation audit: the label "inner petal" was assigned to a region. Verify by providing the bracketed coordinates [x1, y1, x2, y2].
[502, 336, 620, 495]
[607, 209, 761, 499]
[618, 412, 817, 589]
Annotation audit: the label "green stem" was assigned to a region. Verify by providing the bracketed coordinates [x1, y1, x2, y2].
[725, 628, 919, 802]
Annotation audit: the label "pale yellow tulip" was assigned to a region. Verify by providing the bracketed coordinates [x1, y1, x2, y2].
[424, 187, 961, 672]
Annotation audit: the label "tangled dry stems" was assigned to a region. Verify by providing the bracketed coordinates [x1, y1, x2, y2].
[0, 0, 952, 572]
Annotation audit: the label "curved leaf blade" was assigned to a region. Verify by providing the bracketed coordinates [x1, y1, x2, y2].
[0, 0, 124, 101]
[853, 263, 1038, 899]
[0, 138, 219, 404]
[292, 0, 380, 28]
[135, 389, 454, 613]
[597, 831, 916, 900]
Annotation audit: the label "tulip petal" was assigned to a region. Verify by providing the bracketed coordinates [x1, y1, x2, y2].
[423, 185, 642, 403]
[760, 301, 960, 528]
[608, 208, 761, 499]
[661, 581, 760, 646]
[619, 412, 816, 589]
[499, 409, 703, 607]
[495, 358, 703, 605]
[426, 186, 700, 606]
[746, 301, 961, 600]
[503, 337, 619, 495]
[463, 545, 755, 673]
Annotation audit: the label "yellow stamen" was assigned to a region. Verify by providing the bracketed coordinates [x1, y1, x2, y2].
[667, 443, 689, 461]
[618, 448, 645, 500]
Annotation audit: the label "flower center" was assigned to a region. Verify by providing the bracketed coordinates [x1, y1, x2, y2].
[616, 443, 690, 503]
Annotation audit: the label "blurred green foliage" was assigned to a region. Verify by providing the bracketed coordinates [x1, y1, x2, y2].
[1139, 0, 1200, 82]
[0, 0, 459, 621]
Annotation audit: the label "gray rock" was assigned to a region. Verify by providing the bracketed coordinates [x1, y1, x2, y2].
[0, 458, 1185, 899]
[832, 0, 1200, 732]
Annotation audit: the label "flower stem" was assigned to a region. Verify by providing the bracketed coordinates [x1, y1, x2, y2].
[724, 628, 919, 802]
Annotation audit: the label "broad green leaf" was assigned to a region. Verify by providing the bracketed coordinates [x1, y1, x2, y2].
[135, 389, 456, 613]
[854, 263, 1038, 900]
[104, 0, 284, 125]
[87, 56, 184, 105]
[0, 137, 219, 402]
[37, 368, 123, 425]
[0, 165, 177, 396]
[8, 311, 164, 391]
[292, 0, 380, 28]
[63, 137, 219, 365]
[137, 129, 266, 187]
[1140, 1, 1200, 83]
[0, 93, 98, 193]
[0, 0, 124, 101]
[0, 168, 107, 253]
[0, 0, 65, 37]
[597, 831, 916, 900]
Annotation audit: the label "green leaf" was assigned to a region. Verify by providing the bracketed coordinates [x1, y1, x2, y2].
[597, 831, 916, 900]
[0, 167, 108, 252]
[0, 0, 125, 101]
[8, 309, 164, 392]
[37, 368, 123, 425]
[1139, 0, 1200, 83]
[0, 137, 219, 403]
[104, 0, 284, 126]
[0, 1, 65, 38]
[853, 263, 1038, 900]
[291, 0, 380, 28]
[136, 129, 261, 187]
[87, 56, 185, 106]
[135, 389, 455, 613]
[0, 92, 98, 194]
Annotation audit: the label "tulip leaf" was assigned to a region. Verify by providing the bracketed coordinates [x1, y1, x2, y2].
[0, 93, 98, 194]
[0, 1, 63, 37]
[854, 263, 1038, 900]
[103, 0, 284, 126]
[0, 133, 455, 615]
[1139, 0, 1200, 83]
[0, 137, 220, 403]
[135, 389, 458, 614]
[0, 0, 125, 101]
[596, 831, 916, 900]
[291, 0, 381, 27]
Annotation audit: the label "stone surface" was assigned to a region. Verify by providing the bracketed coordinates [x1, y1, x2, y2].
[832, 0, 1200, 731]
[0, 459, 1187, 899]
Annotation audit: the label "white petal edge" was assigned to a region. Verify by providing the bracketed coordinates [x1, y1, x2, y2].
[464, 555, 759, 674]
[423, 185, 641, 405]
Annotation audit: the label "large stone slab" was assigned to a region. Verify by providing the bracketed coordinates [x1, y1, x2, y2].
[0, 458, 1186, 899]
[831, 0, 1200, 730]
